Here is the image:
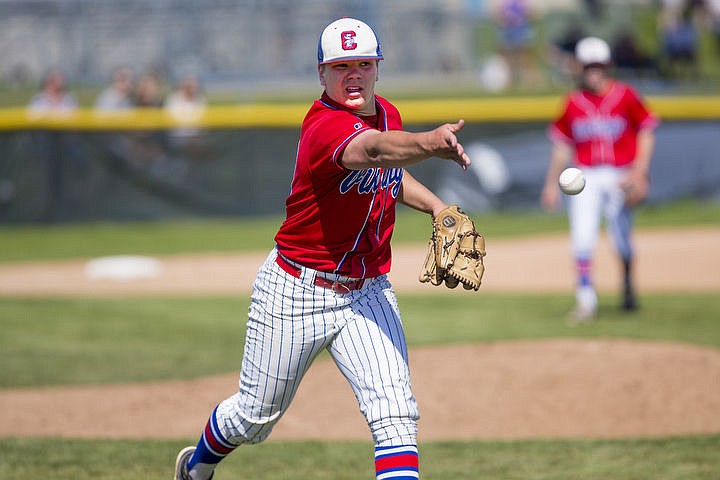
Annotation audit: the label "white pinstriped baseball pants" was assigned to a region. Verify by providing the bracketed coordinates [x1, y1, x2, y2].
[213, 248, 420, 447]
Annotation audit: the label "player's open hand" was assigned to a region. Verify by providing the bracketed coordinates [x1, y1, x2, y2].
[540, 182, 562, 211]
[620, 169, 649, 206]
[433, 120, 471, 170]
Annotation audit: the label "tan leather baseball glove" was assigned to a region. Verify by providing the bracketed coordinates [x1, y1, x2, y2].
[419, 205, 486, 291]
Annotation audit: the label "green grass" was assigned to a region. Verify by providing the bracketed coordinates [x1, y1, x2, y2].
[0, 199, 718, 479]
[0, 297, 246, 387]
[2, 292, 719, 388]
[400, 292, 720, 347]
[1, 435, 718, 480]
[0, 216, 284, 263]
[0, 199, 717, 263]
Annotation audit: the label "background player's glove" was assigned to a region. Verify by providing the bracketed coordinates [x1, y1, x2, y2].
[419, 205, 486, 291]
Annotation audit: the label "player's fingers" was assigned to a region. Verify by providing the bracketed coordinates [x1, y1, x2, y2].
[444, 120, 466, 153]
[624, 191, 641, 207]
[456, 142, 466, 157]
[443, 129, 458, 149]
[442, 119, 465, 139]
[457, 152, 470, 170]
[452, 143, 470, 170]
[454, 159, 467, 171]
[450, 119, 465, 132]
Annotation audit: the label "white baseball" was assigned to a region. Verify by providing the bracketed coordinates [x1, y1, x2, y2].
[558, 167, 586, 195]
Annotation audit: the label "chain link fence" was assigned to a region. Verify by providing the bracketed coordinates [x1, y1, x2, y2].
[1, 119, 718, 224]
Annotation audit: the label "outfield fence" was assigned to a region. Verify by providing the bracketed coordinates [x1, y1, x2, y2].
[0, 96, 718, 224]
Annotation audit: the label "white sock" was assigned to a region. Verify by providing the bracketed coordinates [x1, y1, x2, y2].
[576, 285, 597, 312]
[189, 463, 216, 480]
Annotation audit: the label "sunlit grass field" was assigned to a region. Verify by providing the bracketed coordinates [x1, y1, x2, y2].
[0, 199, 718, 479]
[0, 199, 717, 263]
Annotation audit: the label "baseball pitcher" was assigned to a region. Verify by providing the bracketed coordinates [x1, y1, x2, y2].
[174, 17, 484, 480]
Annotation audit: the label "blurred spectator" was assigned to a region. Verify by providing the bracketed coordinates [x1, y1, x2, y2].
[165, 73, 206, 121]
[658, 0, 701, 79]
[611, 30, 659, 78]
[128, 72, 170, 173]
[26, 68, 81, 221]
[94, 66, 135, 110]
[490, 0, 541, 89]
[164, 73, 209, 159]
[28, 68, 78, 113]
[94, 67, 137, 175]
[133, 72, 165, 107]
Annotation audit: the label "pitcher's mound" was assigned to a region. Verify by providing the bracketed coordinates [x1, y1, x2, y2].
[2, 339, 719, 441]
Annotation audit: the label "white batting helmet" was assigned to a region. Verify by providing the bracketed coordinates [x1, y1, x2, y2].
[575, 36, 611, 65]
[317, 18, 384, 65]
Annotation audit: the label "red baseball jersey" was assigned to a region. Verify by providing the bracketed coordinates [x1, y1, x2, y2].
[549, 80, 659, 167]
[274, 92, 404, 278]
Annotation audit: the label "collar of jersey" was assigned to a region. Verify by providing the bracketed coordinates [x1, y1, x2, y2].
[320, 92, 377, 114]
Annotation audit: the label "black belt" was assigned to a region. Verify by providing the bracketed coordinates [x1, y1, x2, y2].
[275, 255, 365, 294]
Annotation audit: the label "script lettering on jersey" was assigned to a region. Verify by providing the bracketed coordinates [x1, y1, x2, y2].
[572, 115, 627, 142]
[340, 168, 403, 197]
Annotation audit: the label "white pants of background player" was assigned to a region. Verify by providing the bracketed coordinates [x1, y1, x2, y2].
[197, 248, 419, 475]
[568, 165, 634, 311]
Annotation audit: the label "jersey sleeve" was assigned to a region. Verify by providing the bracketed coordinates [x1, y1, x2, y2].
[305, 110, 374, 172]
[548, 95, 574, 144]
[624, 86, 660, 131]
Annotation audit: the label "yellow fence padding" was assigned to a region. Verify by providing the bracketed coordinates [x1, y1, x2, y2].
[0, 95, 718, 131]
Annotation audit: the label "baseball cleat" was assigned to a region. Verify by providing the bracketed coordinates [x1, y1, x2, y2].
[569, 286, 598, 325]
[566, 305, 596, 326]
[174, 446, 214, 480]
[174, 446, 195, 480]
[621, 288, 638, 311]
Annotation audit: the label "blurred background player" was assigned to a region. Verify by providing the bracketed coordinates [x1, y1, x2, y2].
[540, 36, 659, 323]
[174, 16, 472, 480]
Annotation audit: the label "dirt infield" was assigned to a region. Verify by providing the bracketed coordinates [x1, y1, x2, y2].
[1, 227, 719, 441]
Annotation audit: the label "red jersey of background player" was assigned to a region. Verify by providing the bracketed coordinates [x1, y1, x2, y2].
[274, 92, 404, 279]
[549, 80, 659, 167]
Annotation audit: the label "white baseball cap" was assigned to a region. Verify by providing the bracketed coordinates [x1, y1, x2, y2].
[575, 36, 611, 65]
[317, 18, 383, 65]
